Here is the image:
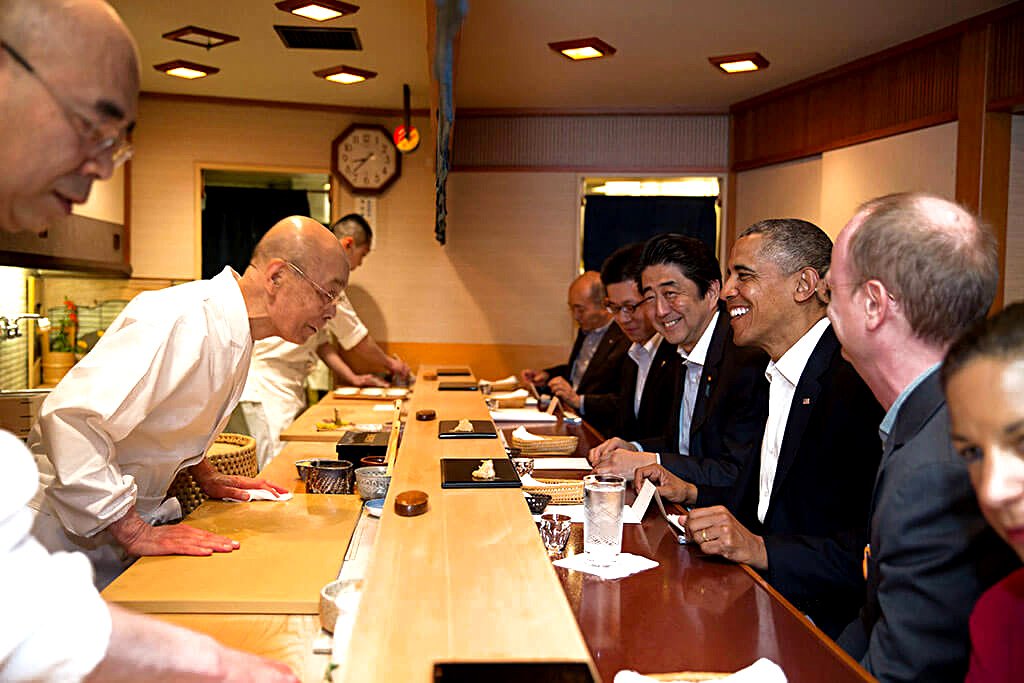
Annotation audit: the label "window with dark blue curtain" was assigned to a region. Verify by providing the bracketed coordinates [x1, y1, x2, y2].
[582, 195, 717, 272]
[201, 186, 312, 280]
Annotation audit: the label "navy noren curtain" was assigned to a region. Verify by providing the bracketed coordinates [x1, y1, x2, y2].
[582, 195, 717, 273]
[201, 186, 312, 280]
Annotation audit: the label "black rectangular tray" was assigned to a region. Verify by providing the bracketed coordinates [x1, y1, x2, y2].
[437, 367, 472, 376]
[437, 420, 498, 439]
[438, 381, 478, 391]
[440, 458, 521, 488]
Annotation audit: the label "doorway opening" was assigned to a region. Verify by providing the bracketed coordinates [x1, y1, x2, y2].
[580, 177, 721, 273]
[200, 169, 332, 280]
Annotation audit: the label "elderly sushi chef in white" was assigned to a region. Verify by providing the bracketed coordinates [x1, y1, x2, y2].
[27, 215, 349, 588]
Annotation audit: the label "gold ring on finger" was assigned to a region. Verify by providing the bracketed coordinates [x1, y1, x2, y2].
[701, 528, 708, 543]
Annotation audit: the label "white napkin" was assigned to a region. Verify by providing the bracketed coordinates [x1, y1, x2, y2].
[493, 388, 529, 400]
[491, 409, 558, 423]
[613, 658, 787, 683]
[553, 552, 658, 579]
[480, 375, 517, 386]
[531, 504, 642, 525]
[511, 426, 545, 440]
[532, 457, 591, 470]
[224, 490, 293, 503]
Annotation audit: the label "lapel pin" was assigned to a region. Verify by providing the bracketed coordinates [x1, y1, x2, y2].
[802, 398, 811, 405]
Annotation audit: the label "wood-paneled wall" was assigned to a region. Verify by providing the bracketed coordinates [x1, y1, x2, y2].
[730, 2, 1024, 174]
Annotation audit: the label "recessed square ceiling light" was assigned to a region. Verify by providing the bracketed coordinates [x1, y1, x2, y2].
[314, 64, 377, 84]
[162, 26, 239, 49]
[154, 60, 220, 80]
[548, 37, 616, 61]
[275, 0, 360, 21]
[709, 52, 769, 74]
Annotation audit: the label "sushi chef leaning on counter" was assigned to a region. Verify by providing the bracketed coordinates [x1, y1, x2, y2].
[27, 215, 348, 589]
[1, 0, 298, 679]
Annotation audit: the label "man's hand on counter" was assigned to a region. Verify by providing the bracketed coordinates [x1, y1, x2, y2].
[107, 507, 240, 557]
[190, 458, 289, 501]
[547, 377, 581, 411]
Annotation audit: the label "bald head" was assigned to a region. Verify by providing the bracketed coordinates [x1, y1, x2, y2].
[568, 271, 611, 332]
[253, 216, 349, 286]
[845, 192, 998, 347]
[0, 0, 139, 233]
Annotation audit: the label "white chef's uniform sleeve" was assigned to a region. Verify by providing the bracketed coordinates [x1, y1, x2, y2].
[1, 431, 111, 681]
[326, 293, 368, 350]
[32, 315, 207, 538]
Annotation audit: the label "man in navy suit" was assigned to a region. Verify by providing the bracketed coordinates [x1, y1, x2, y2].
[636, 219, 883, 638]
[521, 271, 630, 427]
[580, 243, 681, 440]
[827, 193, 1018, 681]
[589, 234, 767, 490]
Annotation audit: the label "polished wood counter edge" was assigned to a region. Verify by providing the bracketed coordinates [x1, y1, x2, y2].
[340, 365, 592, 683]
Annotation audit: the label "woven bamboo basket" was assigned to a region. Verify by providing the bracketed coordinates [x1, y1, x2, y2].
[493, 395, 527, 408]
[521, 478, 583, 504]
[511, 433, 578, 455]
[164, 433, 258, 517]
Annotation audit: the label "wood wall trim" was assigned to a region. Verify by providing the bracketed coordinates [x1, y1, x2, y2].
[451, 165, 728, 174]
[375, 341, 569, 381]
[457, 107, 728, 118]
[139, 91, 429, 118]
[989, 10, 1024, 106]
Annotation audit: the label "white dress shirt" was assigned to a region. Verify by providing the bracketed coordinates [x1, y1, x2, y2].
[28, 267, 253, 587]
[757, 317, 832, 523]
[571, 321, 611, 390]
[2, 430, 111, 681]
[676, 311, 719, 456]
[627, 334, 664, 417]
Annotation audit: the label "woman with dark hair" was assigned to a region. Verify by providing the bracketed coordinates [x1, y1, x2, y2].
[942, 302, 1024, 683]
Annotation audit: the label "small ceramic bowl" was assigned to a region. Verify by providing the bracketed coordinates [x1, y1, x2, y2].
[360, 455, 386, 467]
[319, 578, 363, 634]
[524, 491, 551, 514]
[511, 457, 534, 478]
[355, 466, 391, 500]
[295, 458, 353, 494]
[365, 498, 385, 517]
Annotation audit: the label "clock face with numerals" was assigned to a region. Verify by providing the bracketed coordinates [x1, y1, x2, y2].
[331, 124, 401, 195]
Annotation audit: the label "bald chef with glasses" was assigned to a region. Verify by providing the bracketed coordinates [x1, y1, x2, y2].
[27, 217, 348, 589]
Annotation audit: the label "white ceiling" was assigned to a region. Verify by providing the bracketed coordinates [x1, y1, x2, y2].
[110, 0, 1013, 112]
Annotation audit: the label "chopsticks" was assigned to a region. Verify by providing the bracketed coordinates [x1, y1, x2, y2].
[384, 399, 401, 475]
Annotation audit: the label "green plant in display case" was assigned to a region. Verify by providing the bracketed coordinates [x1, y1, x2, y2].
[49, 298, 77, 352]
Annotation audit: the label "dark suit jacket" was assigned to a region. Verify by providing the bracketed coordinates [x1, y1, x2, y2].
[837, 369, 1019, 682]
[699, 325, 884, 638]
[544, 322, 631, 407]
[641, 306, 769, 490]
[582, 336, 681, 441]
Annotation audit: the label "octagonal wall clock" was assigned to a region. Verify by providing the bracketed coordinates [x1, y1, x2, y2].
[331, 123, 401, 195]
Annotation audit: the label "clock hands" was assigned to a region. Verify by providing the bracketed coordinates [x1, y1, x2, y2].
[352, 153, 376, 172]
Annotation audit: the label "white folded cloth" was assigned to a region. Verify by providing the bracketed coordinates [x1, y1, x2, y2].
[532, 457, 591, 470]
[492, 388, 529, 399]
[553, 552, 658, 579]
[512, 426, 545, 441]
[490, 409, 558, 423]
[224, 490, 293, 503]
[613, 658, 787, 683]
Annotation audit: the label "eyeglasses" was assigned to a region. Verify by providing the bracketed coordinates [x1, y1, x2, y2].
[604, 297, 652, 316]
[820, 280, 897, 305]
[283, 260, 342, 308]
[1, 39, 134, 167]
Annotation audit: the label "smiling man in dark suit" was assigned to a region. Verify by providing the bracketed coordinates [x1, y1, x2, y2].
[636, 219, 883, 638]
[589, 234, 768, 490]
[579, 243, 681, 440]
[827, 193, 1018, 682]
[521, 270, 630, 423]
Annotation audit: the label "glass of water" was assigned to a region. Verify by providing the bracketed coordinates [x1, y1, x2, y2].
[583, 473, 626, 566]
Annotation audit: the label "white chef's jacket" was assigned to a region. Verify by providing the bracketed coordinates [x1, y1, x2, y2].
[239, 293, 369, 467]
[27, 267, 253, 587]
[1, 430, 111, 681]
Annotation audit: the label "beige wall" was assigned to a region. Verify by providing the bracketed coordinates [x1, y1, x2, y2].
[1004, 115, 1024, 306]
[734, 123, 958, 241]
[734, 156, 822, 234]
[819, 122, 958, 237]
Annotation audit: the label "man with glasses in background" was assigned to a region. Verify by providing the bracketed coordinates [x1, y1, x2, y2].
[1, 1, 300, 679]
[520, 271, 631, 434]
[577, 243, 681, 441]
